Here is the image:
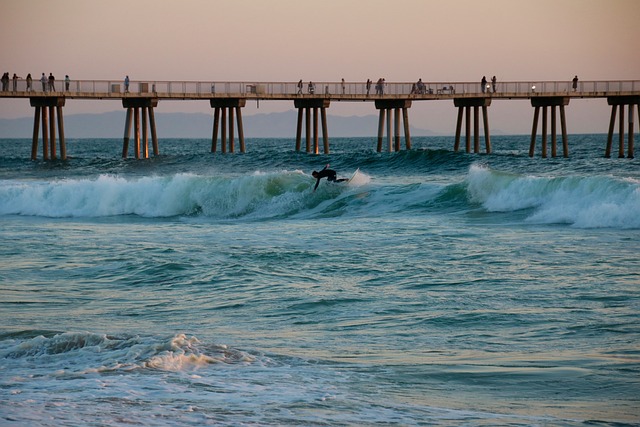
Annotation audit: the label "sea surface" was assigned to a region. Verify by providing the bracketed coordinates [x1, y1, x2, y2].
[0, 134, 639, 426]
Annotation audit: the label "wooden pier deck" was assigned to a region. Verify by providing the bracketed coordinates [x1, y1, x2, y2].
[2, 79, 639, 101]
[2, 78, 639, 160]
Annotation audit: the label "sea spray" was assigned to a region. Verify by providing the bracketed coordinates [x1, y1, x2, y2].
[466, 164, 640, 228]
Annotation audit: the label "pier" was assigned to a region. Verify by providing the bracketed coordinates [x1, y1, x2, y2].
[2, 79, 639, 159]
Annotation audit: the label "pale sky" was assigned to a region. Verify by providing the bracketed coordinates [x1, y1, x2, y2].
[1, 0, 639, 134]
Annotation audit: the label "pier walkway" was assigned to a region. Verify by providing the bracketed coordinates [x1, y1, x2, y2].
[1, 79, 639, 160]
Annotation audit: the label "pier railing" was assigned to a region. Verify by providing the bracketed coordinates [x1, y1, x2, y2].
[2, 79, 639, 98]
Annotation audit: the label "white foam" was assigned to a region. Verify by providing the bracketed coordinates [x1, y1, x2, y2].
[466, 164, 640, 228]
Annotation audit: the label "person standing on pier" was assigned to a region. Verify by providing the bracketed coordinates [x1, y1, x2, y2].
[297, 79, 303, 95]
[341, 78, 345, 94]
[491, 76, 497, 93]
[26, 73, 32, 92]
[572, 75, 578, 91]
[48, 73, 55, 92]
[366, 79, 372, 96]
[481, 76, 487, 93]
[12, 73, 20, 92]
[40, 73, 47, 92]
[65, 75, 70, 91]
[125, 75, 130, 93]
[308, 81, 315, 94]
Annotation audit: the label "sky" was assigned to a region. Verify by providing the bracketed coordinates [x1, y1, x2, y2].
[1, 0, 639, 134]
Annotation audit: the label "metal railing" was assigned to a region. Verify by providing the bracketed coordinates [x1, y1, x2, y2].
[1, 77, 639, 98]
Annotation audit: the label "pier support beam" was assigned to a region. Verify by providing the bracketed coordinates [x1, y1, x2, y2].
[122, 98, 159, 159]
[375, 100, 412, 152]
[529, 97, 569, 158]
[294, 99, 330, 154]
[605, 96, 639, 159]
[210, 98, 246, 153]
[453, 98, 491, 154]
[29, 97, 66, 160]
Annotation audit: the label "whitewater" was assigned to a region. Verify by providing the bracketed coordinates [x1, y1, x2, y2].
[0, 135, 638, 426]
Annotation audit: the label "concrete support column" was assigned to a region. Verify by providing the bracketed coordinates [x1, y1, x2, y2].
[57, 105, 66, 160]
[386, 108, 392, 152]
[123, 108, 132, 157]
[619, 103, 625, 158]
[377, 108, 386, 153]
[454, 107, 463, 152]
[134, 107, 140, 159]
[313, 107, 319, 155]
[375, 99, 412, 152]
[453, 98, 492, 154]
[212, 107, 220, 152]
[294, 99, 330, 154]
[49, 105, 56, 159]
[295, 108, 303, 152]
[29, 97, 66, 160]
[629, 104, 635, 159]
[122, 98, 158, 159]
[229, 106, 235, 153]
[473, 106, 479, 153]
[606, 105, 617, 158]
[605, 96, 640, 159]
[402, 107, 412, 150]
[142, 107, 148, 159]
[560, 105, 568, 157]
[465, 106, 471, 153]
[236, 106, 245, 153]
[321, 107, 329, 154]
[149, 106, 158, 156]
[221, 108, 227, 154]
[551, 105, 557, 158]
[31, 106, 40, 160]
[210, 98, 246, 154]
[482, 105, 491, 154]
[394, 108, 401, 152]
[541, 106, 548, 158]
[305, 107, 311, 153]
[42, 106, 49, 160]
[529, 97, 570, 158]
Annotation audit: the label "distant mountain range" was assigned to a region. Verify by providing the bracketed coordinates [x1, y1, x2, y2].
[0, 110, 441, 139]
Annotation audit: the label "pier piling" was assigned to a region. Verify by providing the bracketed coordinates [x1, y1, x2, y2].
[122, 98, 158, 159]
[294, 99, 330, 154]
[453, 98, 491, 154]
[29, 97, 66, 160]
[375, 100, 412, 152]
[529, 97, 569, 158]
[210, 98, 246, 153]
[606, 96, 639, 158]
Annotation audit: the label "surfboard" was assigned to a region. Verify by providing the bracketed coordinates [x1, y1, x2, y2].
[347, 168, 360, 183]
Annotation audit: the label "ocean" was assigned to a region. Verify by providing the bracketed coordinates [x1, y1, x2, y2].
[0, 134, 638, 426]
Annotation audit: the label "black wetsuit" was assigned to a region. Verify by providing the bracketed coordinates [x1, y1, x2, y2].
[313, 166, 346, 191]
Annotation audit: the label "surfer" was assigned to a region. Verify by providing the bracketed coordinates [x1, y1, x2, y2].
[312, 164, 347, 191]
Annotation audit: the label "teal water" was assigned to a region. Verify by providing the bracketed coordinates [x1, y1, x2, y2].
[0, 135, 639, 426]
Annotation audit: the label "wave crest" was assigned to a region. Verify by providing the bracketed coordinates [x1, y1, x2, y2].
[466, 164, 640, 228]
[1, 331, 254, 373]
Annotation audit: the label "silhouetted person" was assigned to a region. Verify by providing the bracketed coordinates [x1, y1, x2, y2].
[312, 164, 347, 191]
[572, 75, 578, 92]
[48, 73, 55, 91]
[481, 76, 487, 93]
